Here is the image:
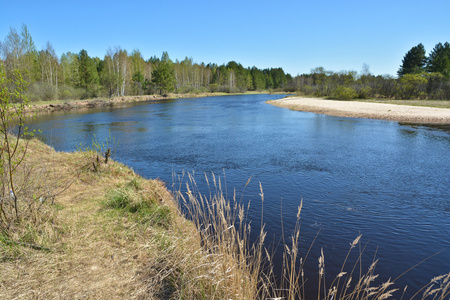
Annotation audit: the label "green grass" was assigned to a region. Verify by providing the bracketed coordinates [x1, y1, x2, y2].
[103, 179, 172, 227]
[355, 99, 450, 108]
[288, 94, 450, 109]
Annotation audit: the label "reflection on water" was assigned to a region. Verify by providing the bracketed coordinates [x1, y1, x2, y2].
[399, 128, 418, 137]
[400, 122, 450, 132]
[33, 95, 450, 298]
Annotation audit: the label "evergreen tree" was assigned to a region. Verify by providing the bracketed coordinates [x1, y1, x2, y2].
[270, 68, 287, 88]
[397, 43, 427, 77]
[251, 67, 266, 90]
[151, 52, 175, 95]
[78, 49, 99, 95]
[427, 42, 450, 78]
[264, 71, 274, 89]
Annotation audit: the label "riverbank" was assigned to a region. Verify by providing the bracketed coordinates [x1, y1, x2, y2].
[267, 97, 450, 124]
[0, 138, 258, 299]
[25, 91, 280, 114]
[25, 93, 218, 114]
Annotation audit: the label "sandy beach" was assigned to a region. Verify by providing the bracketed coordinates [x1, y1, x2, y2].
[267, 97, 450, 124]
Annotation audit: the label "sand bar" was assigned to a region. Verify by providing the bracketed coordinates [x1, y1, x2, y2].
[268, 97, 450, 124]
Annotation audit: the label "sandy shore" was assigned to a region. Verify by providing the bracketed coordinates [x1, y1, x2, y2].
[267, 97, 450, 124]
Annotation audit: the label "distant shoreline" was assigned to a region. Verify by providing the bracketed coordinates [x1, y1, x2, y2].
[267, 97, 450, 124]
[25, 91, 284, 115]
[25, 93, 219, 114]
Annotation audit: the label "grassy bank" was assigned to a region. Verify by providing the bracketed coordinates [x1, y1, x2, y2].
[0, 138, 259, 299]
[354, 99, 450, 109]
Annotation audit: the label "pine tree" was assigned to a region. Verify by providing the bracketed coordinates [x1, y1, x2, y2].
[251, 67, 266, 91]
[427, 42, 450, 78]
[397, 43, 427, 77]
[151, 52, 175, 95]
[78, 49, 99, 91]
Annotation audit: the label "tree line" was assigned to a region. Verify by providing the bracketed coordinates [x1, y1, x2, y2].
[0, 24, 293, 101]
[292, 42, 450, 100]
[1, 24, 449, 101]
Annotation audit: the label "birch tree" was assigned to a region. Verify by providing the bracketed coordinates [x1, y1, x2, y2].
[0, 24, 38, 83]
[38, 42, 59, 98]
[129, 49, 145, 95]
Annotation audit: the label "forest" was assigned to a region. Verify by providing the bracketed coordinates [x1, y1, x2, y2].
[1, 24, 450, 101]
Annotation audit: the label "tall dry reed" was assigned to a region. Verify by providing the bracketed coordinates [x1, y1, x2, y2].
[170, 171, 449, 300]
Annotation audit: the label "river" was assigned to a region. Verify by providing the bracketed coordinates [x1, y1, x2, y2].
[34, 94, 450, 298]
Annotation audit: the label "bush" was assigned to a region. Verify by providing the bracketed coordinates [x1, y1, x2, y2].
[26, 82, 90, 102]
[357, 86, 372, 99]
[27, 82, 57, 101]
[297, 85, 312, 95]
[208, 84, 218, 93]
[175, 85, 193, 94]
[58, 86, 86, 100]
[176, 85, 208, 94]
[228, 86, 241, 93]
[398, 73, 428, 99]
[331, 86, 357, 100]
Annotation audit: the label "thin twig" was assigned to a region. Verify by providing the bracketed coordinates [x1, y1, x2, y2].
[4, 239, 51, 251]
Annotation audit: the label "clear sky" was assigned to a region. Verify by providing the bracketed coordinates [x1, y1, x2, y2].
[1, 0, 449, 77]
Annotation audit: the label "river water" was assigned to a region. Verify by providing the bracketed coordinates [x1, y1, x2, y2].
[34, 94, 449, 297]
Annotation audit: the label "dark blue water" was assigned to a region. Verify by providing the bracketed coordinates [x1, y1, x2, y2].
[33, 94, 449, 297]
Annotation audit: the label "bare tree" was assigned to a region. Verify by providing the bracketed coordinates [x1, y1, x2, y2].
[104, 47, 129, 97]
[39, 42, 60, 97]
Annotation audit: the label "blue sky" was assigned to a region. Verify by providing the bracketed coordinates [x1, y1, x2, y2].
[1, 0, 449, 77]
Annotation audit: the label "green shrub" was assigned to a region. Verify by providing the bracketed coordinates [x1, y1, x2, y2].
[58, 86, 86, 100]
[176, 85, 193, 94]
[299, 85, 314, 95]
[27, 82, 57, 101]
[332, 86, 357, 100]
[208, 84, 218, 93]
[357, 86, 372, 99]
[398, 73, 428, 99]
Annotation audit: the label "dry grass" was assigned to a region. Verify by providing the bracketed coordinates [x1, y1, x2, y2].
[0, 138, 267, 299]
[169, 172, 266, 299]
[0, 138, 202, 299]
[169, 172, 449, 300]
